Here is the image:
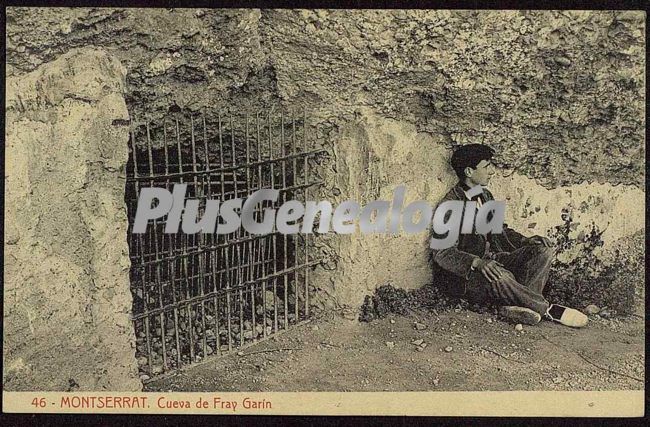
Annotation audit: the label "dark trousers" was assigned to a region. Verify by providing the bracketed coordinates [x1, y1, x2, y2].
[464, 244, 553, 315]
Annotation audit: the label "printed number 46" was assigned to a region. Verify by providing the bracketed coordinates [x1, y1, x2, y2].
[31, 397, 46, 408]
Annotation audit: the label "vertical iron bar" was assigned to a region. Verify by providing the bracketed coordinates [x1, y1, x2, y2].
[288, 113, 298, 328]
[303, 110, 310, 317]
[255, 111, 267, 338]
[219, 114, 232, 352]
[268, 113, 278, 333]
[130, 121, 153, 375]
[230, 116, 245, 345]
[176, 117, 194, 364]
[146, 122, 167, 372]
[191, 116, 208, 360]
[279, 112, 295, 324]
[245, 115, 257, 342]
[164, 118, 182, 369]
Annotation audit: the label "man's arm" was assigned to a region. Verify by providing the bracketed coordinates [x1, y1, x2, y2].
[430, 197, 479, 279]
[503, 224, 527, 248]
[431, 244, 479, 280]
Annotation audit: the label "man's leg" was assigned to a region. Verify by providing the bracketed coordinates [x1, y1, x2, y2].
[493, 245, 555, 295]
[489, 245, 587, 327]
[465, 266, 550, 315]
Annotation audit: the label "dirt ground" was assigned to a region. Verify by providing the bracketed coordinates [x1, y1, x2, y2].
[147, 305, 644, 392]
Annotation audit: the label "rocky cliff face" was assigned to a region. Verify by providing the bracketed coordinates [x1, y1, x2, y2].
[6, 8, 645, 310]
[7, 9, 644, 188]
[4, 48, 140, 391]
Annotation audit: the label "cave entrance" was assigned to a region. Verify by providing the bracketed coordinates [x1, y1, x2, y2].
[124, 110, 324, 382]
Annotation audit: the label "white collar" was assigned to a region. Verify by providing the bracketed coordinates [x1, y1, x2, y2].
[463, 185, 485, 200]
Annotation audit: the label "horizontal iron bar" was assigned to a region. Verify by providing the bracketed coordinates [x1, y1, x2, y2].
[128, 182, 321, 265]
[130, 260, 319, 321]
[132, 257, 275, 291]
[139, 319, 312, 384]
[127, 149, 326, 182]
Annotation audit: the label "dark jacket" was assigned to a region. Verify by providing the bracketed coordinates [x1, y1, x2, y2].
[430, 182, 527, 296]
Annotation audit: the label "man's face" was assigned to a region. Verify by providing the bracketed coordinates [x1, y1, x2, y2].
[467, 159, 495, 186]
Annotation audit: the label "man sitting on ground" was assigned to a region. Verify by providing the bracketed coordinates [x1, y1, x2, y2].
[431, 143, 588, 328]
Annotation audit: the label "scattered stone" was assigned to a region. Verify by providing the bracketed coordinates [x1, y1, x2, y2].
[553, 376, 563, 384]
[555, 56, 572, 66]
[414, 322, 427, 330]
[416, 346, 425, 352]
[487, 318, 493, 324]
[412, 339, 424, 346]
[151, 365, 163, 375]
[432, 378, 440, 386]
[600, 309, 612, 319]
[386, 341, 395, 349]
[515, 324, 523, 332]
[585, 304, 600, 315]
[312, 325, 319, 331]
[237, 351, 244, 356]
[444, 346, 453, 353]
[139, 374, 151, 382]
[390, 319, 395, 324]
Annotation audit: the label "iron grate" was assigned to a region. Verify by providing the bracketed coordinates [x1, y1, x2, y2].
[125, 110, 324, 380]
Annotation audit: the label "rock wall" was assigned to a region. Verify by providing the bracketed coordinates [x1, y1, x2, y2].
[310, 109, 458, 307]
[4, 48, 140, 391]
[6, 8, 645, 310]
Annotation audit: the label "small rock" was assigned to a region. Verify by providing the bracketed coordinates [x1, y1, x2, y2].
[600, 309, 611, 319]
[412, 339, 424, 346]
[444, 346, 453, 353]
[515, 324, 523, 332]
[585, 305, 600, 315]
[312, 325, 319, 331]
[432, 378, 440, 386]
[553, 376, 563, 384]
[555, 56, 572, 66]
[390, 319, 395, 324]
[151, 365, 163, 375]
[139, 374, 150, 382]
[414, 322, 427, 330]
[487, 318, 493, 324]
[237, 351, 244, 356]
[419, 343, 428, 349]
[416, 346, 425, 352]
[386, 341, 395, 349]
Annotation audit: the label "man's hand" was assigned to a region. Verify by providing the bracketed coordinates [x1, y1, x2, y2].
[528, 235, 553, 247]
[472, 258, 506, 284]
